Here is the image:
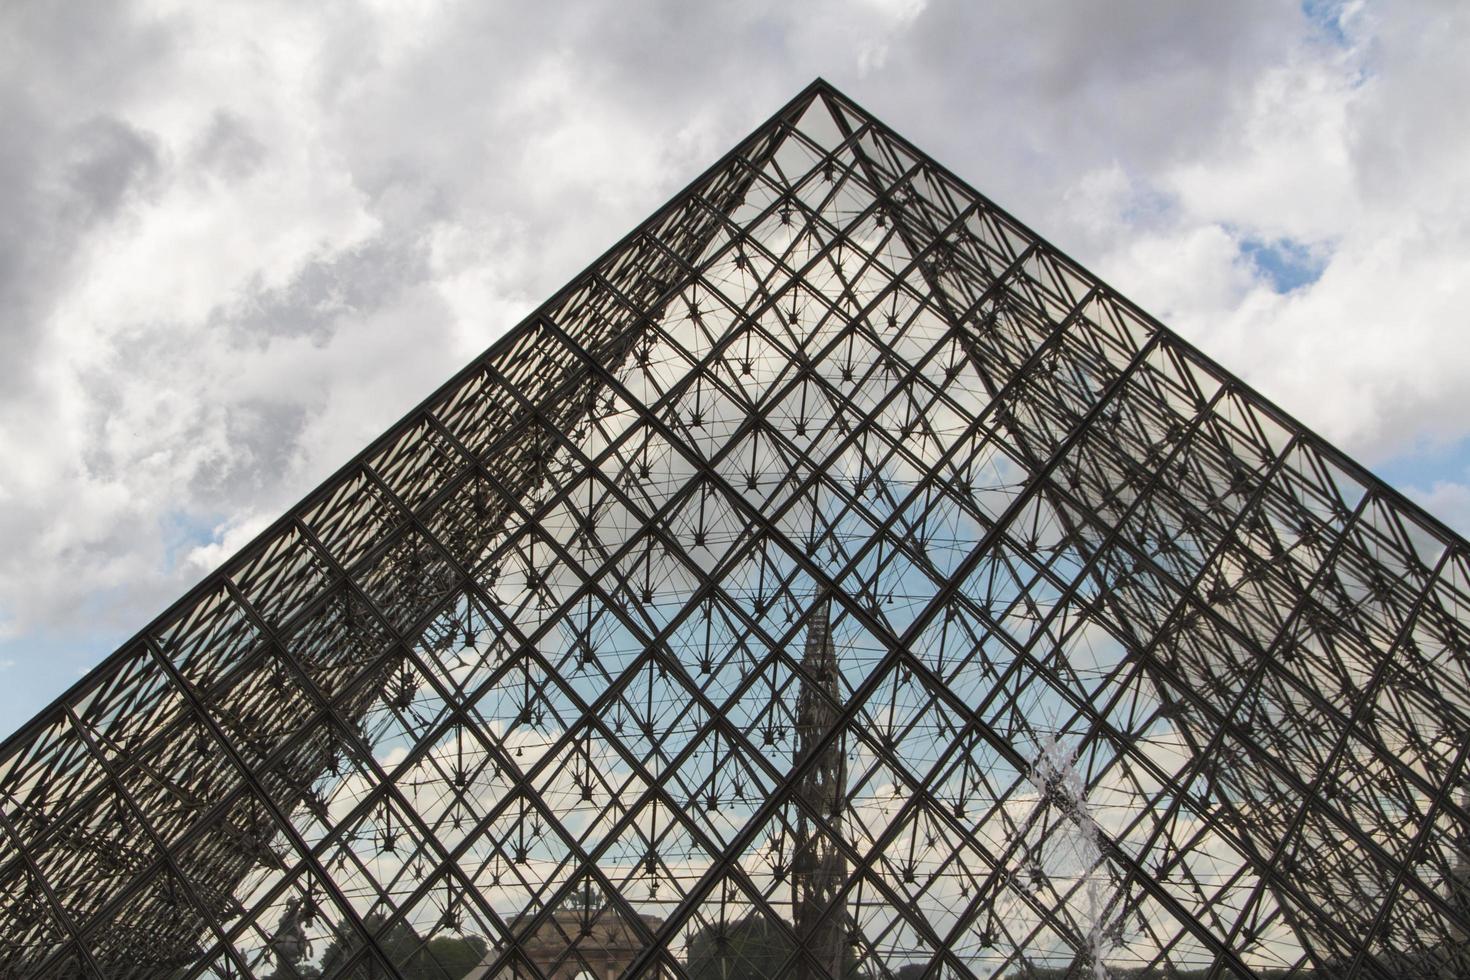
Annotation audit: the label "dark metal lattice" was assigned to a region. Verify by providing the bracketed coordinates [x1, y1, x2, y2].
[1, 79, 1468, 980]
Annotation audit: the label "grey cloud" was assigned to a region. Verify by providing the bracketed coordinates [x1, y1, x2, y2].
[863, 0, 1304, 220]
[218, 236, 430, 346]
[0, 111, 163, 396]
[192, 110, 268, 181]
[61, 115, 163, 223]
[1, 1, 173, 95]
[0, 1, 174, 399]
[1, 2, 170, 160]
[203, 398, 311, 501]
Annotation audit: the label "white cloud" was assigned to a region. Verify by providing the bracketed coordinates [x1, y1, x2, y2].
[184, 512, 277, 574]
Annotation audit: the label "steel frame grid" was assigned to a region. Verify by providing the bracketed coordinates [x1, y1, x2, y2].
[0, 79, 1467, 979]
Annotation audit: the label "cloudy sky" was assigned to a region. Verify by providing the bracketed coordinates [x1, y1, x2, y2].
[1, 0, 1467, 737]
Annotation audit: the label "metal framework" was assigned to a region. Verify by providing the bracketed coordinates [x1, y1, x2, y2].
[1, 79, 1468, 980]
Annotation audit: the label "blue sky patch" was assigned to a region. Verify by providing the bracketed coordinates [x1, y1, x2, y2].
[161, 509, 227, 569]
[1302, 0, 1352, 47]
[1240, 236, 1330, 293]
[1376, 435, 1470, 490]
[0, 625, 131, 735]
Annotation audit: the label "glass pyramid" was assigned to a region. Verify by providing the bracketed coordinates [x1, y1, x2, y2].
[2, 79, 1468, 980]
